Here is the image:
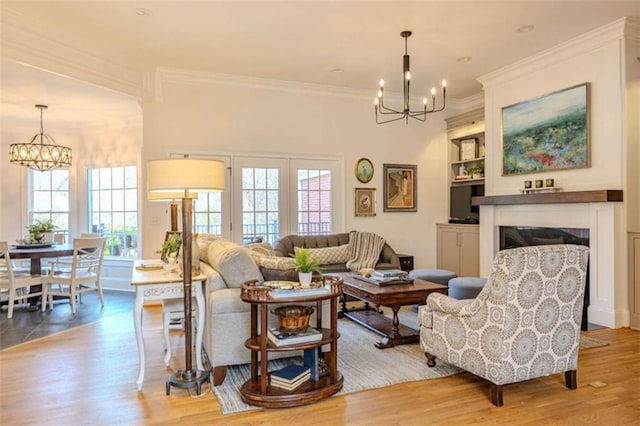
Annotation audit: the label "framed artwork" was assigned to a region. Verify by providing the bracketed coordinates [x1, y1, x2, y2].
[383, 164, 417, 212]
[354, 188, 376, 217]
[355, 158, 374, 183]
[502, 82, 590, 175]
[460, 138, 478, 161]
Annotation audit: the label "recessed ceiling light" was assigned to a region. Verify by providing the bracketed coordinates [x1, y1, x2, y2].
[517, 25, 535, 33]
[457, 56, 472, 63]
[331, 68, 344, 74]
[135, 8, 153, 17]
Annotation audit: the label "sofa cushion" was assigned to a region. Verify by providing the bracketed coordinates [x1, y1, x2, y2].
[252, 255, 296, 271]
[196, 233, 222, 264]
[294, 244, 351, 265]
[207, 239, 264, 288]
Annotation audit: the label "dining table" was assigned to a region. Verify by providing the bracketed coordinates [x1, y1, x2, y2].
[8, 243, 75, 307]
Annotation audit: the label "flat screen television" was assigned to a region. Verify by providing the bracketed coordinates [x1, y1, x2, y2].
[449, 183, 484, 224]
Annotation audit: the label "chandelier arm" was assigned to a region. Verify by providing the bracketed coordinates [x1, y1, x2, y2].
[378, 100, 403, 114]
[376, 111, 410, 125]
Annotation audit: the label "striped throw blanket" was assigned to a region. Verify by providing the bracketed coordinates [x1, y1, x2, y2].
[346, 231, 386, 272]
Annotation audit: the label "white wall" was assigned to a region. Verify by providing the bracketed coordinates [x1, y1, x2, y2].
[140, 71, 454, 268]
[478, 18, 638, 327]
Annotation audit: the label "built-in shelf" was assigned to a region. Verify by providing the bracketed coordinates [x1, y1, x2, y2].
[472, 190, 623, 206]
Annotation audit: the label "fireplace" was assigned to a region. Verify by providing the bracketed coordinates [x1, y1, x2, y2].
[499, 226, 590, 330]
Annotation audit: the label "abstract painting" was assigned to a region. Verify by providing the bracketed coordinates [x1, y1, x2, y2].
[502, 83, 590, 175]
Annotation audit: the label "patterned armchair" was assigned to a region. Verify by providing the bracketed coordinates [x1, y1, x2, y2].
[419, 244, 589, 406]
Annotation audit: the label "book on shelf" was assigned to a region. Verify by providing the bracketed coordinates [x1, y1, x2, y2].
[304, 347, 320, 381]
[267, 327, 322, 347]
[270, 364, 310, 384]
[269, 286, 331, 299]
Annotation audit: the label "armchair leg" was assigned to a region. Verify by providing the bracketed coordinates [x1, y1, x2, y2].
[212, 365, 228, 386]
[565, 370, 577, 390]
[425, 352, 437, 367]
[490, 383, 504, 407]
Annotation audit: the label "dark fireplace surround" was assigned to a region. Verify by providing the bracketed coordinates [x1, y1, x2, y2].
[499, 226, 590, 330]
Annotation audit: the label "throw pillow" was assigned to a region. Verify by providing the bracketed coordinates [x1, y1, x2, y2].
[207, 239, 263, 288]
[196, 233, 221, 263]
[245, 242, 275, 257]
[293, 244, 351, 265]
[252, 255, 297, 270]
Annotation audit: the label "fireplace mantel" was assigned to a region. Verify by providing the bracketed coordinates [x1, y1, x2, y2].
[472, 189, 623, 206]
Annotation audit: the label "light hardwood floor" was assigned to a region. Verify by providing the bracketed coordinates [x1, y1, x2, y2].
[0, 306, 638, 425]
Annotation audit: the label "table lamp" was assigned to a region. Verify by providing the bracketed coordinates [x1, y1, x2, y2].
[147, 158, 225, 395]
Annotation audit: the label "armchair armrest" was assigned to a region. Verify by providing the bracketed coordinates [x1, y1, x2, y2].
[426, 292, 481, 317]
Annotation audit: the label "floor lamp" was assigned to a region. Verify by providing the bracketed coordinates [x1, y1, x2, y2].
[147, 158, 225, 395]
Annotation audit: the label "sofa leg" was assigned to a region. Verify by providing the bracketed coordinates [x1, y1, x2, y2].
[490, 383, 504, 407]
[425, 352, 437, 367]
[565, 370, 577, 390]
[212, 366, 228, 386]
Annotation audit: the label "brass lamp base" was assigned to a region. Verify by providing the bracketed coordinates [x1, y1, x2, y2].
[166, 369, 210, 396]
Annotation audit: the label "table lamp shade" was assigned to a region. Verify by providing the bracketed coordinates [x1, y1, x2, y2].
[147, 159, 225, 194]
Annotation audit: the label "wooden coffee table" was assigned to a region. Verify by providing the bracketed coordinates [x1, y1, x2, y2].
[335, 273, 447, 349]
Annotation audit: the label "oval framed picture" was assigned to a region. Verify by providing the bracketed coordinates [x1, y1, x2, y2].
[355, 158, 374, 183]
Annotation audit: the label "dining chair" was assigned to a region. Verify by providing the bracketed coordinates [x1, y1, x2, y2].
[0, 241, 44, 318]
[43, 237, 107, 314]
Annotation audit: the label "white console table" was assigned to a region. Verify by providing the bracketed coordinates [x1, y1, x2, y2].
[130, 261, 206, 391]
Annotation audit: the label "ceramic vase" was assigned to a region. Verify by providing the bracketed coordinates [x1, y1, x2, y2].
[299, 272, 313, 288]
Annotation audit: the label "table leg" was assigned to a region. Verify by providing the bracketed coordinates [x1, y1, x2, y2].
[194, 281, 205, 371]
[134, 288, 145, 391]
[374, 305, 403, 349]
[28, 258, 43, 308]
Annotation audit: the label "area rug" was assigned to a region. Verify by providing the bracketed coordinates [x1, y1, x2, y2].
[212, 310, 611, 415]
[212, 318, 462, 415]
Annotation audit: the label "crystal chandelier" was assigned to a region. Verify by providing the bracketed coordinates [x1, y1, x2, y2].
[9, 105, 72, 171]
[375, 31, 447, 124]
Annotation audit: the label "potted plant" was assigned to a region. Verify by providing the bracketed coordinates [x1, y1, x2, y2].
[292, 248, 322, 288]
[26, 219, 57, 243]
[159, 234, 182, 262]
[468, 164, 484, 179]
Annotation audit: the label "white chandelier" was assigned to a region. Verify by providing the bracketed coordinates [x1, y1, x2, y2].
[9, 105, 72, 171]
[375, 31, 447, 124]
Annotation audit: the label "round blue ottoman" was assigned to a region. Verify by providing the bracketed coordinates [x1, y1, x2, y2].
[448, 277, 487, 300]
[409, 268, 457, 286]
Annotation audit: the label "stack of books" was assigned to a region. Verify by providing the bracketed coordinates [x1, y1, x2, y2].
[269, 286, 331, 299]
[267, 327, 322, 347]
[270, 364, 311, 391]
[372, 269, 407, 279]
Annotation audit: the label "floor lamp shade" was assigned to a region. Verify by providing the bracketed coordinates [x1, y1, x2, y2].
[146, 158, 224, 396]
[147, 159, 225, 194]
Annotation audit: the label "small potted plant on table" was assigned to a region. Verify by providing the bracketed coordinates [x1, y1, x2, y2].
[27, 219, 57, 243]
[292, 248, 322, 288]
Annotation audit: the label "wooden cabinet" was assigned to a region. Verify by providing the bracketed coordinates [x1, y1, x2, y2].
[437, 223, 480, 277]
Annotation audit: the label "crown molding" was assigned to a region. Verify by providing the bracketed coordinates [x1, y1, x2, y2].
[1, 7, 154, 100]
[479, 17, 631, 89]
[156, 67, 468, 109]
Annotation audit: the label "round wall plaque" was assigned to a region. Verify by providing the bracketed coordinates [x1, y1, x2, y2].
[355, 158, 374, 183]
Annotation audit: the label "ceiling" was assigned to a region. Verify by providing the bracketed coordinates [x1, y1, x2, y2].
[1, 1, 639, 128]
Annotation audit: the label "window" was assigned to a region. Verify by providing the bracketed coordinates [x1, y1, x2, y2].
[193, 193, 223, 236]
[240, 166, 281, 244]
[296, 168, 332, 235]
[87, 166, 138, 257]
[30, 169, 70, 241]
